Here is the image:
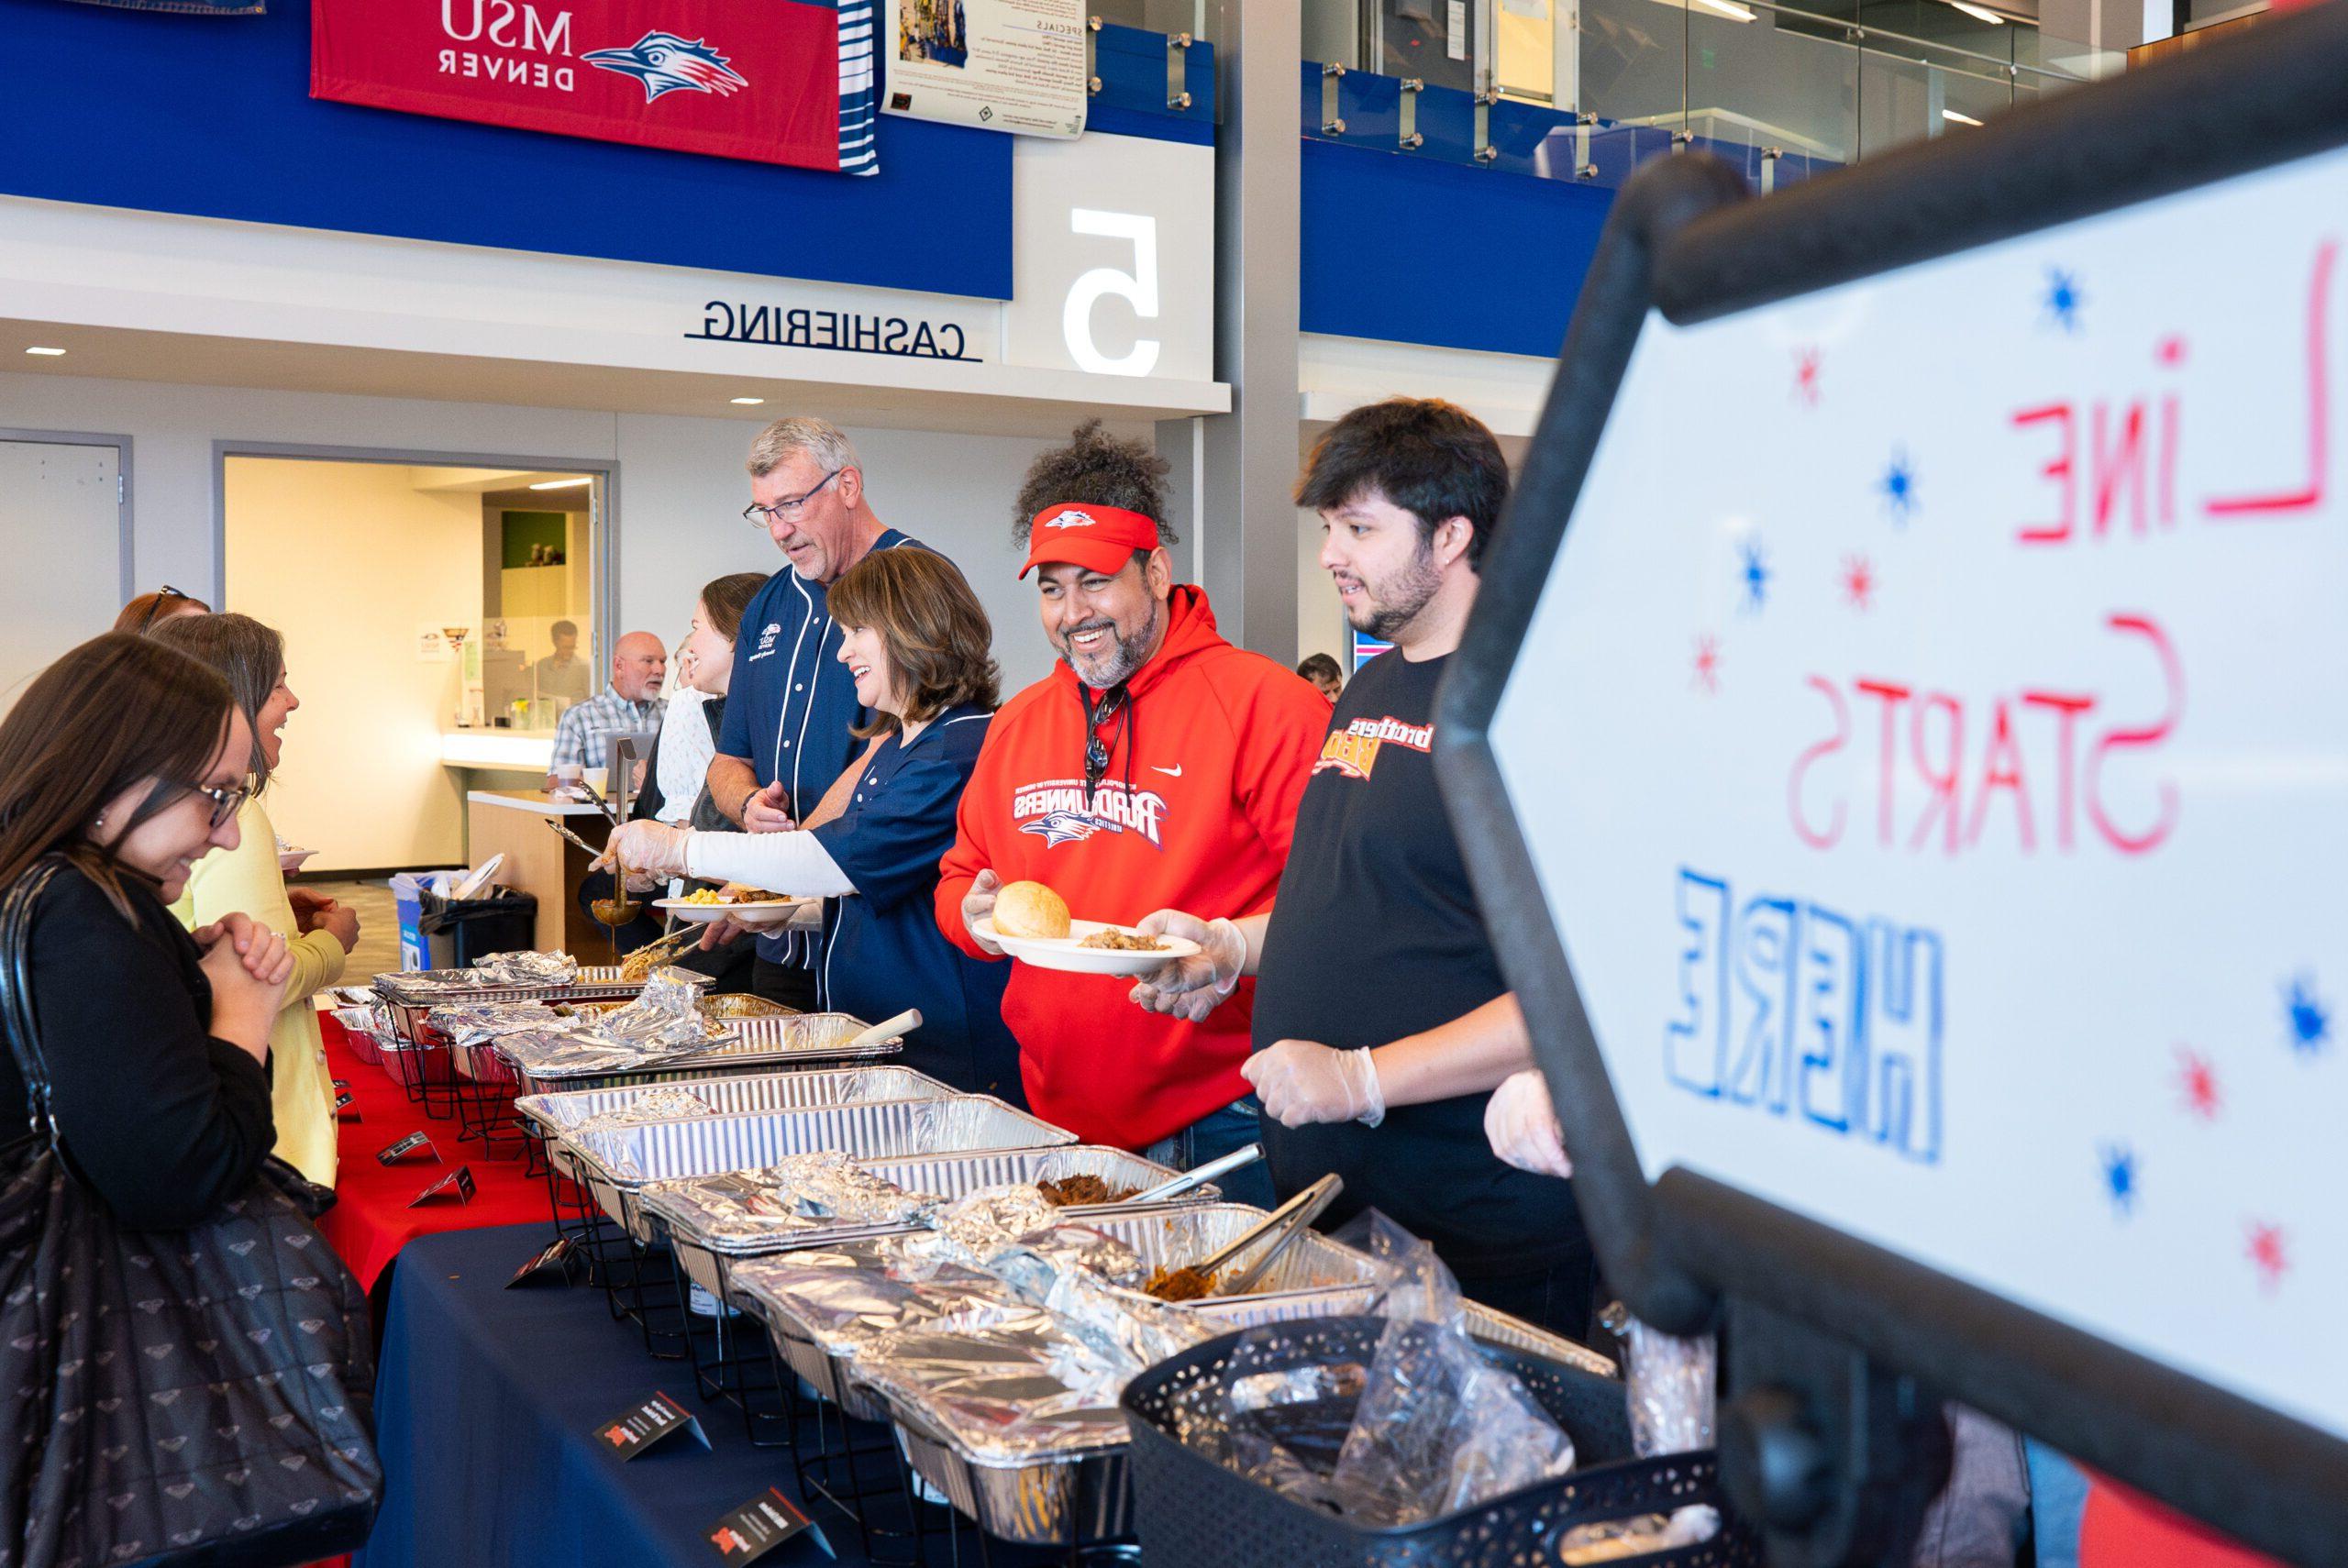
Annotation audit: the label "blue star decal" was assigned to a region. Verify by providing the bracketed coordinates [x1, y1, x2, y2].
[2099, 1142, 2137, 1218]
[2284, 972, 2330, 1056]
[1879, 448, 1919, 524]
[1739, 539, 1770, 610]
[2044, 268, 2085, 332]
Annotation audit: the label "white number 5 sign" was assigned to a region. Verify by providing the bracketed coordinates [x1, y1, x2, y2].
[1061, 209, 1162, 377]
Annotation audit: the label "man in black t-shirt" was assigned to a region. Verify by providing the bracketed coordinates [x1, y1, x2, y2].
[1129, 398, 1594, 1339]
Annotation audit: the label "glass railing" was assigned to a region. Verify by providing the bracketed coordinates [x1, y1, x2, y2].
[1303, 0, 2101, 190]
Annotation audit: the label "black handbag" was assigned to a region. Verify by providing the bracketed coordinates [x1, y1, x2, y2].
[0, 859, 382, 1568]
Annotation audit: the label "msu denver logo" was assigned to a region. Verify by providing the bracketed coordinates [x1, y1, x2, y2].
[1043, 509, 1097, 531]
[583, 32, 748, 100]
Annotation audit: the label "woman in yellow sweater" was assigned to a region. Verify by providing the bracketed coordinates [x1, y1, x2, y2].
[154, 613, 359, 1188]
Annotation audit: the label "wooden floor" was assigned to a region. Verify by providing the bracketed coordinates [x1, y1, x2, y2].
[305, 878, 404, 981]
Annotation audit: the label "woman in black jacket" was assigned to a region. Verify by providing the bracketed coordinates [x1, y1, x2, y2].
[0, 633, 295, 1229]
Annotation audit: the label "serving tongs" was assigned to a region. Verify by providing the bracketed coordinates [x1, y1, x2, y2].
[1192, 1172, 1344, 1297]
[543, 817, 605, 857]
[1126, 1142, 1262, 1206]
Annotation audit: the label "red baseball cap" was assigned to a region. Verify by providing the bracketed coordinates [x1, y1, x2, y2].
[1020, 502, 1162, 578]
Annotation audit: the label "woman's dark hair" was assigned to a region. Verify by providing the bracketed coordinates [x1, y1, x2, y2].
[151, 613, 287, 795]
[825, 550, 999, 736]
[699, 572, 768, 643]
[1295, 397, 1509, 569]
[1012, 419, 1176, 550]
[0, 634, 235, 911]
[114, 587, 212, 635]
[1297, 653, 1343, 686]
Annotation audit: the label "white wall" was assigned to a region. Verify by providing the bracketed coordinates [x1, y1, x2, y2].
[225, 460, 482, 870]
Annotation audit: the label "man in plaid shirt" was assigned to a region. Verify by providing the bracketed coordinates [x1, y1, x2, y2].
[543, 631, 666, 789]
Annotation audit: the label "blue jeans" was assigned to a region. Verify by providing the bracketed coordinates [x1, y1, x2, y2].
[1145, 1097, 1276, 1209]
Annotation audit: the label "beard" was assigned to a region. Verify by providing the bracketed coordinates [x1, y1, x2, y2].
[1057, 599, 1161, 690]
[1343, 547, 1444, 643]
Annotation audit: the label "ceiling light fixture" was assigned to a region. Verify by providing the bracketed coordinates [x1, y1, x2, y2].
[1943, 108, 1985, 126]
[23, 347, 66, 357]
[527, 477, 594, 491]
[729, 396, 767, 405]
[1946, 1, 2006, 21]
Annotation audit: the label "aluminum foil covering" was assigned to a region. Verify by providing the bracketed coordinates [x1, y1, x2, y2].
[330, 1003, 397, 1043]
[474, 949, 581, 986]
[730, 1246, 1028, 1355]
[423, 999, 564, 1046]
[649, 1153, 936, 1247]
[569, 1086, 715, 1134]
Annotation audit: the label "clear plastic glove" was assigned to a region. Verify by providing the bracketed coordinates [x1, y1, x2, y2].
[596, 820, 692, 881]
[962, 868, 1004, 956]
[1242, 1040, 1385, 1127]
[1126, 910, 1247, 1023]
[1484, 1069, 1573, 1178]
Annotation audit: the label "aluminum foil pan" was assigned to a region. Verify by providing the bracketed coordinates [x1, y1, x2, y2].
[1459, 1301, 1619, 1378]
[656, 1144, 1202, 1260]
[1067, 1205, 1385, 1326]
[567, 1096, 1076, 1189]
[516, 1066, 957, 1143]
[729, 1245, 1030, 1421]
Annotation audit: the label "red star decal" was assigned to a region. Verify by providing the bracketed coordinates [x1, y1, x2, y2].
[1793, 348, 1822, 407]
[2247, 1222, 2288, 1292]
[1692, 635, 1721, 694]
[1843, 554, 1875, 611]
[2176, 1047, 2221, 1121]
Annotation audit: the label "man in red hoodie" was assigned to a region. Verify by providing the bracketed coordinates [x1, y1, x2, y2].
[936, 421, 1328, 1207]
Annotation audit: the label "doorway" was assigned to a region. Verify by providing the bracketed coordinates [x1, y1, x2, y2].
[219, 451, 608, 875]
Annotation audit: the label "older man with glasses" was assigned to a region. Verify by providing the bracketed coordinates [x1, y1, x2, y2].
[704, 415, 936, 1009]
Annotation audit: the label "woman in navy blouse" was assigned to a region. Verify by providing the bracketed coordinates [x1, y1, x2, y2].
[604, 550, 1020, 1103]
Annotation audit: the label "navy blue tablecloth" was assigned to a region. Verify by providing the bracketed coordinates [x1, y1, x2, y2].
[357, 1223, 850, 1568]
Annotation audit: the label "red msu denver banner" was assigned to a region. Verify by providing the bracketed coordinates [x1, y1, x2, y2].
[313, 0, 877, 174]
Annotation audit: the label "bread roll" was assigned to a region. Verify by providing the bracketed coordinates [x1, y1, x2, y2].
[994, 880, 1072, 941]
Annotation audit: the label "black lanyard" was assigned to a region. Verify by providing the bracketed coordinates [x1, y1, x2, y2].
[1080, 682, 1130, 811]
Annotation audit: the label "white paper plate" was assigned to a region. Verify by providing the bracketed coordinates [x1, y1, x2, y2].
[277, 846, 316, 873]
[975, 917, 1200, 977]
[654, 896, 807, 928]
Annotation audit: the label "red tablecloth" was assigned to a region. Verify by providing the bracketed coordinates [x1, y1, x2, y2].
[316, 1013, 562, 1290]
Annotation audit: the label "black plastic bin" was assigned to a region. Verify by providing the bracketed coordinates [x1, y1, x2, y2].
[1120, 1316, 1759, 1568]
[418, 885, 538, 970]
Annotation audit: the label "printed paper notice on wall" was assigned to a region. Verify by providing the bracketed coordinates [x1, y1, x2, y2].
[883, 0, 1087, 138]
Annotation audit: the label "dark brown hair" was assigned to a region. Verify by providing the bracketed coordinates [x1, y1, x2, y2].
[1012, 419, 1176, 549]
[700, 572, 768, 643]
[113, 587, 213, 635]
[0, 634, 235, 911]
[150, 612, 286, 795]
[825, 550, 999, 736]
[1296, 397, 1509, 569]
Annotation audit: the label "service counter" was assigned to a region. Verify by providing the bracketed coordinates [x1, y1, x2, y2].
[465, 789, 612, 957]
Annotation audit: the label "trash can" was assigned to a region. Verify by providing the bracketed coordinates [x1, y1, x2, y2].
[418, 886, 538, 971]
[392, 869, 464, 970]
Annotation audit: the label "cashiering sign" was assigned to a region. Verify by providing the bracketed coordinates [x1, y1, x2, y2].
[1445, 12, 2348, 1558]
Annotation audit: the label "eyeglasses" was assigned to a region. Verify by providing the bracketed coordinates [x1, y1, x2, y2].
[136, 586, 192, 635]
[181, 779, 251, 830]
[742, 469, 843, 527]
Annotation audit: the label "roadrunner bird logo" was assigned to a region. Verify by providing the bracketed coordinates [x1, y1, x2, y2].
[1020, 811, 1113, 848]
[583, 32, 748, 100]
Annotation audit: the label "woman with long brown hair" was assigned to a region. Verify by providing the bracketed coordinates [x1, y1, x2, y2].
[0, 632, 294, 1227]
[602, 549, 1020, 1099]
[153, 612, 356, 1189]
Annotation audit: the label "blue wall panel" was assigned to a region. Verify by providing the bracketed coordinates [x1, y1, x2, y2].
[6, 0, 1015, 299]
[1299, 135, 1614, 359]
